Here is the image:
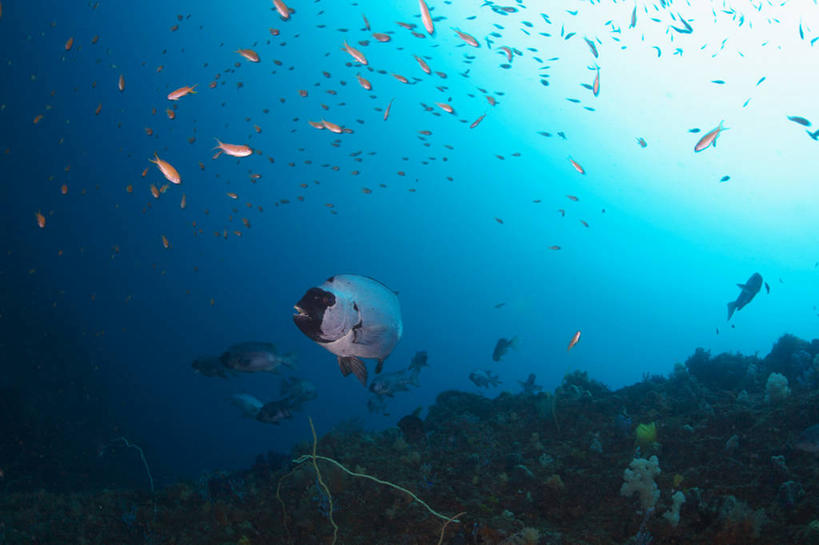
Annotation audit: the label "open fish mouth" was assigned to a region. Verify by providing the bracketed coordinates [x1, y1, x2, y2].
[293, 305, 308, 317]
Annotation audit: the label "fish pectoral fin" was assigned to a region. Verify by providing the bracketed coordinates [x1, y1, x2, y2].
[338, 356, 368, 386]
[352, 323, 392, 347]
[375, 358, 385, 374]
[736, 283, 747, 289]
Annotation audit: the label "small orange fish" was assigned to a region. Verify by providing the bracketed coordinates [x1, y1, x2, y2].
[321, 119, 343, 133]
[356, 73, 372, 90]
[60, 184, 68, 194]
[236, 49, 260, 62]
[453, 28, 479, 47]
[392, 73, 409, 83]
[567, 330, 581, 351]
[362, 14, 370, 30]
[470, 113, 486, 129]
[499, 46, 513, 62]
[167, 85, 197, 101]
[308, 120, 325, 129]
[273, 0, 291, 20]
[694, 121, 727, 152]
[373, 32, 391, 42]
[414, 55, 431, 74]
[150, 184, 160, 198]
[226, 192, 238, 199]
[33, 114, 43, 124]
[214, 139, 252, 157]
[384, 98, 394, 121]
[180, 193, 187, 209]
[126, 184, 133, 193]
[65, 37, 74, 51]
[166, 108, 175, 120]
[486, 95, 497, 106]
[568, 157, 585, 174]
[149, 153, 181, 184]
[118, 74, 125, 92]
[342, 41, 368, 65]
[35, 211, 46, 228]
[161, 234, 170, 248]
[95, 103, 102, 115]
[436, 102, 454, 114]
[592, 67, 600, 97]
[419, 0, 434, 35]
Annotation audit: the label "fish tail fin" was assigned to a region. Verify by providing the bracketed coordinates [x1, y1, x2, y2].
[281, 353, 297, 368]
[409, 368, 421, 387]
[338, 356, 367, 387]
[727, 301, 736, 320]
[212, 138, 223, 150]
[189, 84, 198, 94]
[719, 120, 729, 131]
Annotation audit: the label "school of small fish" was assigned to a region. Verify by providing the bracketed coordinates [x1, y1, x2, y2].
[10, 0, 817, 357]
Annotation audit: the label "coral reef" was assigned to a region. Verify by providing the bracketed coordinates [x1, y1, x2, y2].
[2, 335, 819, 544]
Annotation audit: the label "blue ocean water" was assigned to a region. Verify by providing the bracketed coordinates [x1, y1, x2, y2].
[1, 0, 817, 491]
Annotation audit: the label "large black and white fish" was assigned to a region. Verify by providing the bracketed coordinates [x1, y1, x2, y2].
[727, 273, 763, 320]
[293, 274, 403, 386]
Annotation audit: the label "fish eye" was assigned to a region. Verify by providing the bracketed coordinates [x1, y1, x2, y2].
[322, 293, 335, 307]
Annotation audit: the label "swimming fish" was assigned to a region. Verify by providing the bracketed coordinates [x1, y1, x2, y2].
[236, 49, 260, 62]
[492, 336, 518, 361]
[419, 0, 434, 35]
[219, 341, 296, 373]
[567, 330, 581, 351]
[167, 85, 197, 101]
[214, 139, 253, 157]
[569, 157, 585, 174]
[256, 398, 294, 425]
[273, 0, 291, 20]
[453, 28, 479, 47]
[231, 393, 264, 418]
[795, 424, 819, 453]
[191, 356, 238, 379]
[293, 274, 403, 386]
[519, 373, 543, 395]
[469, 369, 501, 388]
[727, 272, 762, 320]
[694, 121, 727, 152]
[149, 153, 180, 184]
[342, 41, 368, 64]
[787, 115, 811, 127]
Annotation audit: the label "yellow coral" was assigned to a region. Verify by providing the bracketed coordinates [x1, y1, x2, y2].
[635, 422, 657, 449]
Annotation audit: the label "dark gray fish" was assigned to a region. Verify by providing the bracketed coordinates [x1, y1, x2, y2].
[492, 336, 518, 361]
[220, 342, 295, 373]
[279, 377, 317, 410]
[519, 373, 543, 395]
[788, 115, 811, 126]
[192, 356, 237, 379]
[256, 399, 294, 425]
[795, 424, 819, 453]
[727, 273, 762, 320]
[469, 369, 501, 388]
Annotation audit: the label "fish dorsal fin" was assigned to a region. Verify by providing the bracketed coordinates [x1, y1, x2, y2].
[737, 283, 747, 289]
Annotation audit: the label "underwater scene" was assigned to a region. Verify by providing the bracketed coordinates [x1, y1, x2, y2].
[2, 0, 819, 543]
